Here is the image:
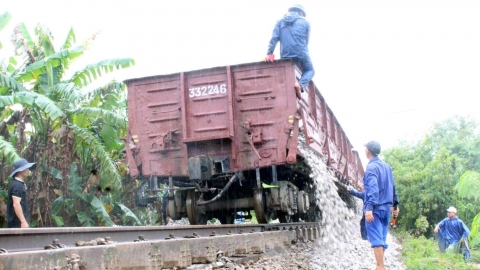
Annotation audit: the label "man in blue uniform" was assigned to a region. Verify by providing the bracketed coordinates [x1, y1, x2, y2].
[434, 206, 470, 259]
[265, 4, 315, 94]
[363, 141, 398, 270]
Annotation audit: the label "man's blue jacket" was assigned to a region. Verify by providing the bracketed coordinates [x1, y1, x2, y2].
[436, 217, 471, 259]
[364, 157, 398, 212]
[267, 12, 310, 59]
[437, 217, 470, 244]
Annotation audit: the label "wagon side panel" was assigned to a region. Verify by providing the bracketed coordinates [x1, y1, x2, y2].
[128, 75, 188, 177]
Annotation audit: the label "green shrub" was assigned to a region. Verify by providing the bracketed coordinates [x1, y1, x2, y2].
[400, 233, 476, 270]
[415, 215, 429, 236]
[470, 213, 480, 249]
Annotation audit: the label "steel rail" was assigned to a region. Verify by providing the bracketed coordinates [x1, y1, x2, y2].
[0, 222, 320, 254]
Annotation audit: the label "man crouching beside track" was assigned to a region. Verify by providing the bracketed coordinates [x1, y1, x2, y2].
[434, 206, 470, 260]
[363, 141, 399, 270]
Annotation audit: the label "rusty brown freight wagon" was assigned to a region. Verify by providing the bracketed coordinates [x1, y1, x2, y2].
[125, 59, 364, 224]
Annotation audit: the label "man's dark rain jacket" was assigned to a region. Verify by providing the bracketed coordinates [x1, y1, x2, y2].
[267, 12, 310, 59]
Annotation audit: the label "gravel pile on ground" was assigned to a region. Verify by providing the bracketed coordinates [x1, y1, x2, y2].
[166, 217, 191, 226]
[310, 216, 406, 269]
[185, 228, 405, 269]
[166, 217, 222, 226]
[185, 240, 314, 270]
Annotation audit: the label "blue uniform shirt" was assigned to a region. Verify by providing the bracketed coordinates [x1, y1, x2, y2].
[437, 217, 470, 244]
[267, 12, 310, 59]
[349, 189, 365, 200]
[364, 157, 398, 212]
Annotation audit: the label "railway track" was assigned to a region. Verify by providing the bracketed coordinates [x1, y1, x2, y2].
[0, 222, 321, 269]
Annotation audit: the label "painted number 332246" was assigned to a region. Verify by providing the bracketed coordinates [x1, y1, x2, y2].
[189, 84, 227, 98]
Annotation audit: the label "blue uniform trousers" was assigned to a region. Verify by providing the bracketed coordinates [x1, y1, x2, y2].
[365, 210, 390, 249]
[293, 55, 315, 91]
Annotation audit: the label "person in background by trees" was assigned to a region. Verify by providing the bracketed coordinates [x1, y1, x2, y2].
[7, 158, 36, 228]
[434, 206, 470, 259]
[363, 141, 399, 270]
[265, 4, 315, 95]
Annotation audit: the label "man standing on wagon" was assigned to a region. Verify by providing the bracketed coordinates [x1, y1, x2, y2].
[265, 4, 315, 94]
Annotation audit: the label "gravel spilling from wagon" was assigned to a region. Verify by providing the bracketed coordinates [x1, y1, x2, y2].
[297, 135, 357, 243]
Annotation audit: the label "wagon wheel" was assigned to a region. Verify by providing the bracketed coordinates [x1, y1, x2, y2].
[186, 190, 208, 225]
[253, 189, 273, 224]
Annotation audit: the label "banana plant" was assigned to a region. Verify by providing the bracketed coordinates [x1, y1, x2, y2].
[50, 164, 140, 227]
[0, 15, 137, 227]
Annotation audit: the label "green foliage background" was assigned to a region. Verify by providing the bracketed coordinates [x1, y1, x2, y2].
[383, 116, 480, 248]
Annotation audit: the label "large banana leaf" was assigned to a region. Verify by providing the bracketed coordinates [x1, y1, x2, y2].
[67, 164, 84, 197]
[77, 211, 95, 227]
[51, 82, 82, 104]
[51, 196, 66, 227]
[51, 215, 65, 227]
[80, 194, 115, 226]
[0, 73, 28, 94]
[51, 196, 64, 216]
[0, 92, 64, 120]
[69, 58, 135, 87]
[70, 125, 122, 191]
[100, 124, 125, 151]
[35, 24, 55, 57]
[69, 107, 126, 129]
[84, 81, 126, 108]
[60, 27, 76, 51]
[5, 57, 18, 73]
[84, 81, 125, 100]
[116, 203, 141, 225]
[17, 23, 34, 52]
[19, 46, 84, 82]
[0, 136, 20, 164]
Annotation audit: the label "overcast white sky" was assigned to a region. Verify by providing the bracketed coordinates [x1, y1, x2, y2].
[2, 0, 480, 165]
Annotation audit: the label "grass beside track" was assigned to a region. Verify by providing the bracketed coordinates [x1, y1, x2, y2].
[392, 231, 480, 270]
